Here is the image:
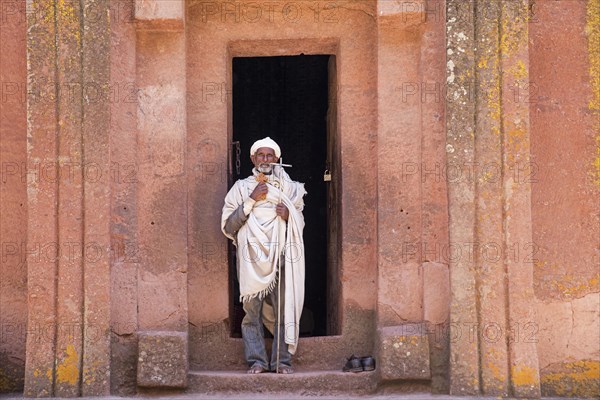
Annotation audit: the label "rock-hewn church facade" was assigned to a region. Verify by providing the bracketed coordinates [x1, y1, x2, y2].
[1, 0, 598, 397]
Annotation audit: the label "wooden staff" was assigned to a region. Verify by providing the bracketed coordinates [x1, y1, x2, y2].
[269, 158, 292, 373]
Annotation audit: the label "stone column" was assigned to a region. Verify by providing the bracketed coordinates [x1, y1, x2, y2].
[24, 1, 59, 396]
[419, 0, 451, 393]
[24, 0, 112, 396]
[446, 0, 541, 397]
[445, 0, 480, 395]
[376, 0, 431, 382]
[109, 0, 139, 395]
[81, 0, 112, 396]
[499, 1, 540, 397]
[54, 0, 85, 396]
[134, 0, 189, 389]
[473, 1, 510, 396]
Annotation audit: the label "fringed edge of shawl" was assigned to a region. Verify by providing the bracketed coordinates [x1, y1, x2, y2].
[239, 265, 279, 304]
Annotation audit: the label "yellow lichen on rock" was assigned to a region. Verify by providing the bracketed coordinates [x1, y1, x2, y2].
[56, 0, 77, 25]
[541, 360, 600, 397]
[500, 1, 528, 58]
[486, 359, 506, 383]
[55, 344, 79, 385]
[545, 272, 600, 299]
[587, 0, 600, 187]
[512, 365, 539, 387]
[511, 60, 528, 81]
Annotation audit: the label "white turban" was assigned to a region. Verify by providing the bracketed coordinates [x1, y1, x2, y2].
[250, 137, 281, 159]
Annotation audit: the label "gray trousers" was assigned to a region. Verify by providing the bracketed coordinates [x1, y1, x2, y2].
[241, 273, 292, 370]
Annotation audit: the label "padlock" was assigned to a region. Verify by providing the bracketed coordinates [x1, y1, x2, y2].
[323, 169, 332, 182]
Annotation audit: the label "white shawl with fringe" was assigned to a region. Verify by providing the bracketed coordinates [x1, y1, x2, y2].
[221, 167, 306, 354]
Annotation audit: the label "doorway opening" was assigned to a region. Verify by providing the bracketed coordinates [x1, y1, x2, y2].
[229, 54, 340, 338]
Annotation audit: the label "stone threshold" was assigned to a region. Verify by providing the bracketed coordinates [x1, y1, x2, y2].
[186, 370, 378, 395]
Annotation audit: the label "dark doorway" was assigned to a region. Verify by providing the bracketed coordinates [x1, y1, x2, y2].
[229, 55, 334, 337]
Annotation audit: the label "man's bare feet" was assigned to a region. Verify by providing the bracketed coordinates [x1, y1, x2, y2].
[276, 365, 294, 374]
[247, 364, 267, 374]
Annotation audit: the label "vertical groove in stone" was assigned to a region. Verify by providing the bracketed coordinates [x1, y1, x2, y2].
[81, 0, 112, 395]
[51, 2, 61, 395]
[473, 0, 510, 396]
[498, 0, 541, 397]
[54, 0, 84, 395]
[445, 0, 480, 395]
[498, 2, 512, 394]
[23, 0, 59, 396]
[78, 0, 86, 391]
[109, 0, 139, 395]
[472, 0, 483, 394]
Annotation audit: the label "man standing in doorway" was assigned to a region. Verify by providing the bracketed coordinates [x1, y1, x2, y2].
[221, 137, 307, 374]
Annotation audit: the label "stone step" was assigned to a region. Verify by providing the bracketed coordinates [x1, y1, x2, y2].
[187, 370, 378, 395]
[189, 334, 375, 372]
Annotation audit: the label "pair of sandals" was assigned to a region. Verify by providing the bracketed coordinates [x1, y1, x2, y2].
[247, 364, 293, 374]
[343, 355, 376, 373]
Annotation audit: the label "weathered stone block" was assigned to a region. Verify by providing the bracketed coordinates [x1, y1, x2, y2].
[423, 262, 450, 325]
[135, 0, 184, 30]
[137, 331, 188, 388]
[377, 0, 426, 24]
[135, 0, 183, 21]
[377, 325, 431, 381]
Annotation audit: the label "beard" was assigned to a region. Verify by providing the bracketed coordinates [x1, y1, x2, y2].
[257, 163, 273, 174]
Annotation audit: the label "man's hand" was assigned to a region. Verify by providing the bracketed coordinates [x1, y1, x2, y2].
[276, 203, 289, 221]
[250, 183, 268, 201]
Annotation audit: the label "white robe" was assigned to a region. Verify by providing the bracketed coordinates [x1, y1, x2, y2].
[221, 167, 306, 354]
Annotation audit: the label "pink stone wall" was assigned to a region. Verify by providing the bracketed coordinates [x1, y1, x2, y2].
[0, 0, 27, 391]
[0, 0, 596, 395]
[530, 0, 600, 396]
[376, 0, 449, 326]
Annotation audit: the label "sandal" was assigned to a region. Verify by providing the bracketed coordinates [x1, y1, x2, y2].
[361, 356, 376, 371]
[343, 355, 363, 373]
